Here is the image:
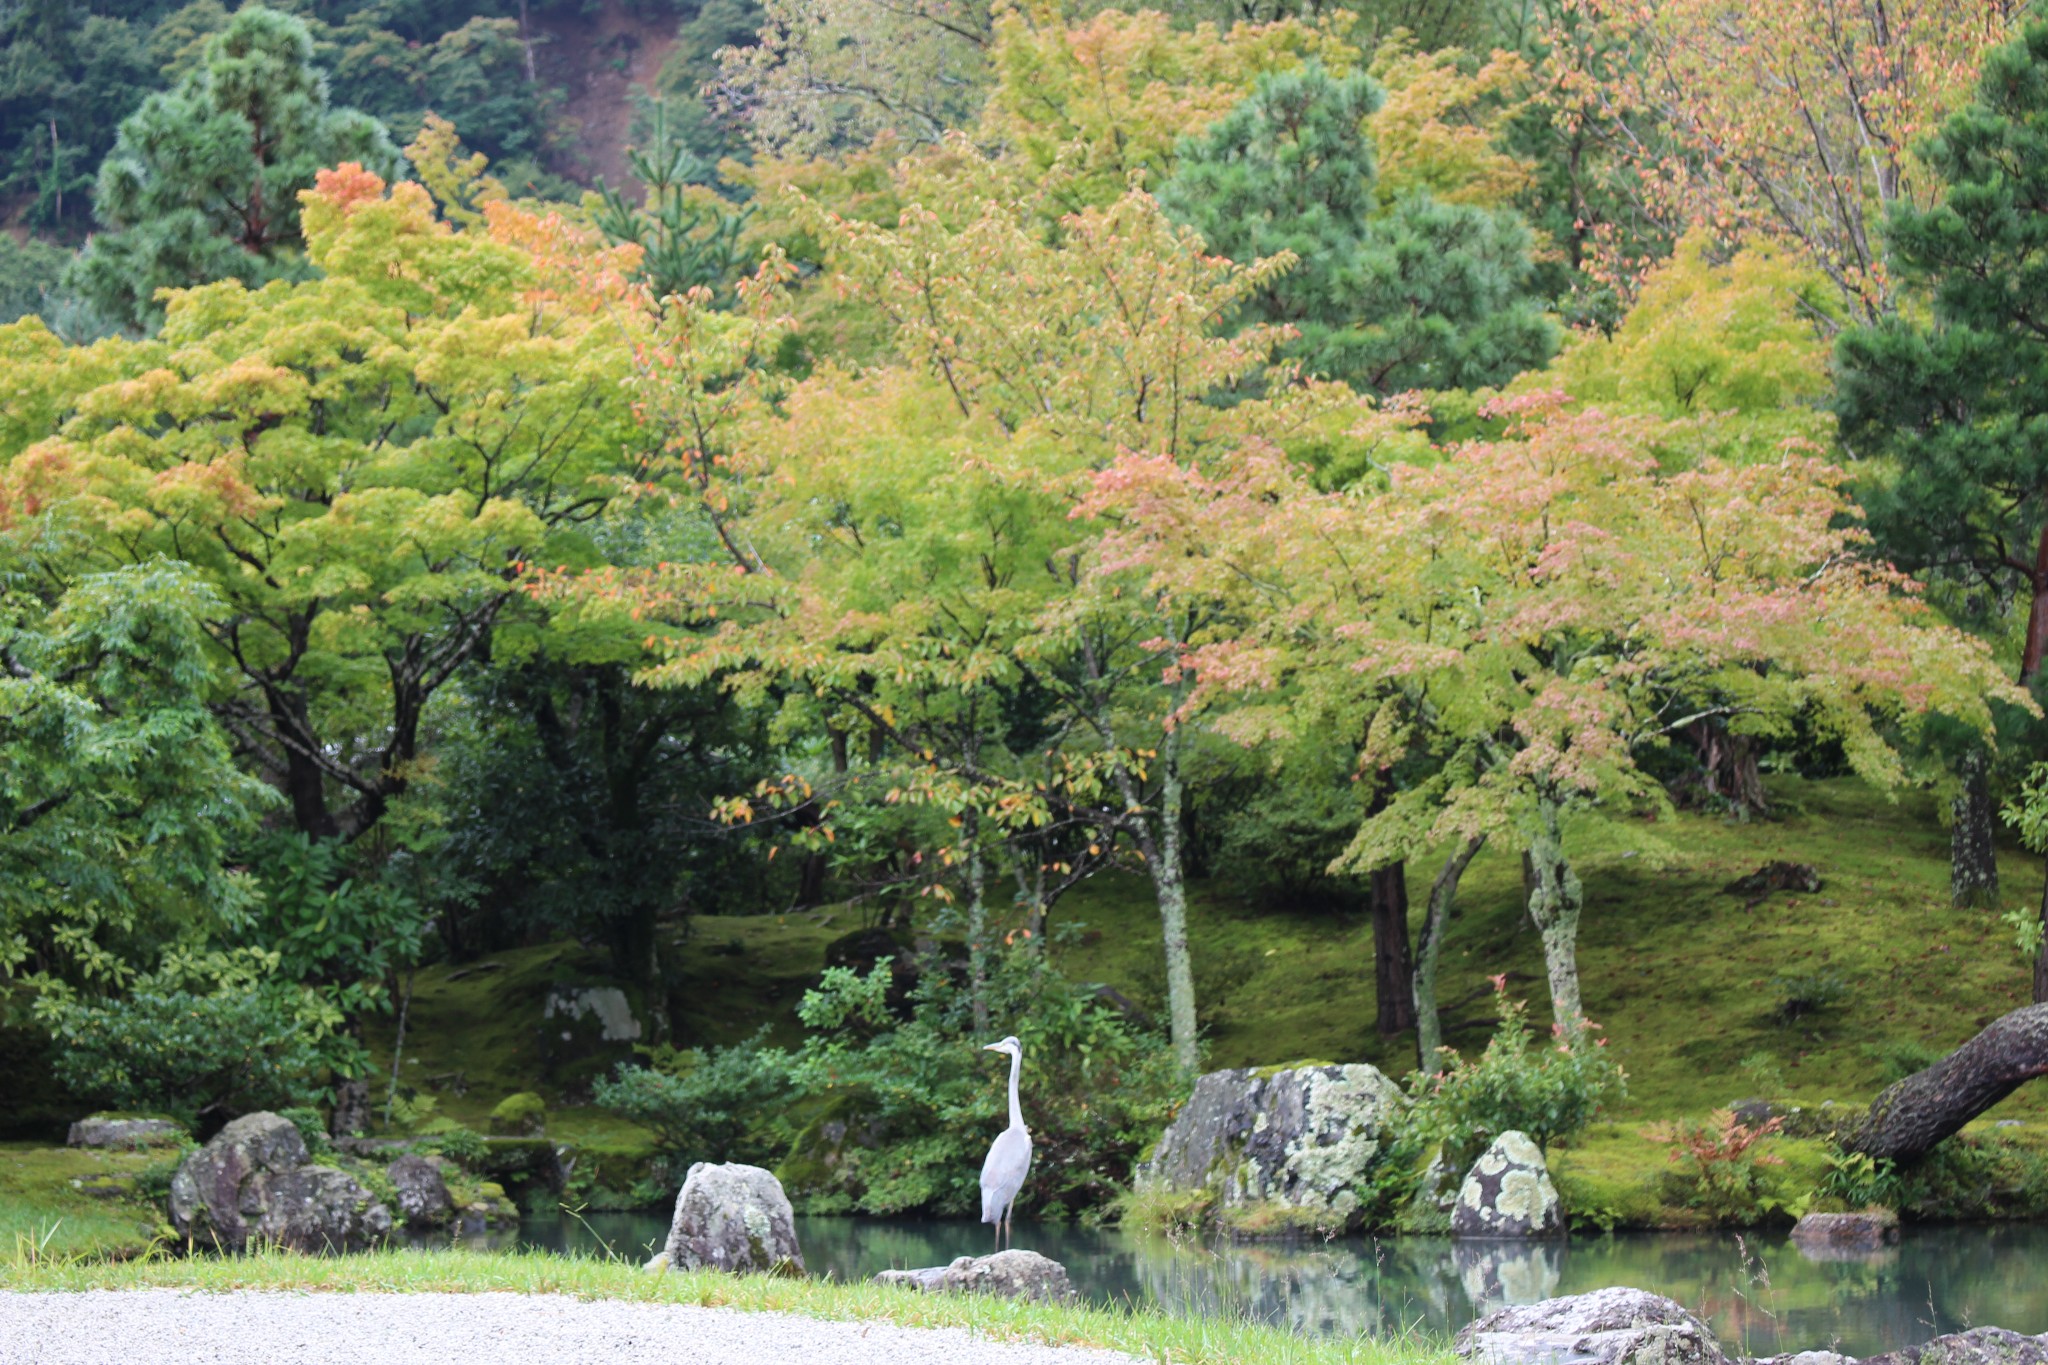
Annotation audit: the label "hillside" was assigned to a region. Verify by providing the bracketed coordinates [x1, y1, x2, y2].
[368, 775, 2048, 1133]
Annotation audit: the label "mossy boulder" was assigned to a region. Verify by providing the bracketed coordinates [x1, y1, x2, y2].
[488, 1092, 547, 1136]
[776, 1090, 886, 1211]
[1138, 1061, 1402, 1236]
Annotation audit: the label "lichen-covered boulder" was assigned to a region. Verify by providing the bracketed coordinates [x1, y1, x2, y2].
[167, 1112, 392, 1252]
[1456, 1287, 1725, 1365]
[1861, 1329, 2048, 1365]
[1139, 1063, 1402, 1234]
[1453, 1131, 1564, 1239]
[661, 1161, 804, 1274]
[874, 1250, 1075, 1303]
[67, 1116, 185, 1148]
[387, 1154, 453, 1228]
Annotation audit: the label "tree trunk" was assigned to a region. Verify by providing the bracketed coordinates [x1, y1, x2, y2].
[1843, 1004, 2048, 1161]
[1414, 834, 1486, 1069]
[965, 807, 989, 1035]
[1951, 745, 2000, 909]
[1371, 862, 1416, 1036]
[330, 1076, 371, 1138]
[1686, 717, 1768, 817]
[1525, 793, 1586, 1042]
[2035, 860, 2048, 1006]
[1153, 740, 1199, 1071]
[2021, 522, 2048, 682]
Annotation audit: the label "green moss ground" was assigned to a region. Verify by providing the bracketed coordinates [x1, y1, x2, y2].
[8, 778, 2047, 1241]
[0, 1143, 175, 1259]
[1050, 777, 2047, 1126]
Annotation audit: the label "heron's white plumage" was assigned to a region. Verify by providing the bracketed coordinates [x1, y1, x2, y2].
[980, 1124, 1032, 1223]
[978, 1035, 1032, 1238]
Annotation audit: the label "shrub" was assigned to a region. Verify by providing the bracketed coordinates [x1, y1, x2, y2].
[488, 1092, 547, 1136]
[1399, 979, 1626, 1175]
[1771, 971, 1848, 1023]
[1647, 1109, 1787, 1222]
[433, 1126, 489, 1169]
[40, 986, 333, 1123]
[596, 950, 1184, 1218]
[593, 1028, 795, 1170]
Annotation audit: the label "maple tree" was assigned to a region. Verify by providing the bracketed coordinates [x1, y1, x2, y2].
[556, 138, 1306, 1067]
[4, 161, 643, 844]
[1545, 0, 2020, 316]
[1092, 388, 2022, 1045]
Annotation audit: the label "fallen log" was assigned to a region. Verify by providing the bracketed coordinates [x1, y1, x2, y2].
[1843, 1003, 2048, 1161]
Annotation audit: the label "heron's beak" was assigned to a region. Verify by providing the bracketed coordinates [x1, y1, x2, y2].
[983, 1043, 1003, 1052]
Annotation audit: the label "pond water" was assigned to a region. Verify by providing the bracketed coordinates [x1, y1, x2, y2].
[473, 1214, 2048, 1357]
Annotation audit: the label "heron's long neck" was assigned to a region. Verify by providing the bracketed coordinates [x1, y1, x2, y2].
[1006, 1046, 1024, 1131]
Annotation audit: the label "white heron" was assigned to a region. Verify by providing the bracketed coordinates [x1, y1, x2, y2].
[978, 1034, 1032, 1251]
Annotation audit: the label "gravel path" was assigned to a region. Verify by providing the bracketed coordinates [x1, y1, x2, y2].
[0, 1289, 1140, 1365]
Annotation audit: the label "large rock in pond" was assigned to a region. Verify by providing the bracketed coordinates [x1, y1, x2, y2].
[1453, 1131, 1565, 1239]
[1860, 1329, 2048, 1365]
[67, 1116, 184, 1149]
[1139, 1063, 1402, 1235]
[661, 1161, 804, 1274]
[1457, 1286, 1725, 1365]
[167, 1113, 392, 1252]
[387, 1154, 453, 1229]
[874, 1250, 1075, 1303]
[1790, 1210, 1898, 1252]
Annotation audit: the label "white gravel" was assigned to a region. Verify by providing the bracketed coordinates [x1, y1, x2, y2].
[0, 1289, 1140, 1365]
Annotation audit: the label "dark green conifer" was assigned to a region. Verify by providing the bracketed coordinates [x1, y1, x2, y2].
[1159, 61, 1556, 396]
[65, 5, 400, 332]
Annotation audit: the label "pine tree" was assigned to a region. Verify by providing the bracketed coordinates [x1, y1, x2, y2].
[63, 5, 400, 332]
[1835, 18, 2048, 909]
[1158, 61, 1556, 396]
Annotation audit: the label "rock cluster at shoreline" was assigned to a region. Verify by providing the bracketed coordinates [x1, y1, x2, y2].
[1454, 1286, 2048, 1365]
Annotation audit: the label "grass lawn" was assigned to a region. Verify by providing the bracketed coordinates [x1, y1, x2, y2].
[0, 1246, 1454, 1365]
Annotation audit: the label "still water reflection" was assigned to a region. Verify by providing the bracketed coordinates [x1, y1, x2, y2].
[489, 1213, 2048, 1357]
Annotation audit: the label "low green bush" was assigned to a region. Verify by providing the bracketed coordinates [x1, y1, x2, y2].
[40, 986, 334, 1123]
[1400, 981, 1626, 1174]
[597, 949, 1183, 1218]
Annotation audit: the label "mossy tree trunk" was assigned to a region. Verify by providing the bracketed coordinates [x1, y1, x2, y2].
[1525, 791, 1586, 1042]
[1844, 1003, 2048, 1160]
[1371, 861, 1415, 1037]
[1952, 744, 2000, 909]
[1414, 833, 1486, 1068]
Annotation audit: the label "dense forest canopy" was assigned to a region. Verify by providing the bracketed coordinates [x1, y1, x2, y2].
[6, 0, 2048, 1223]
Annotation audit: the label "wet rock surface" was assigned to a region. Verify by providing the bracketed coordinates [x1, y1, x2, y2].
[1457, 1286, 1724, 1365]
[167, 1112, 392, 1252]
[1790, 1211, 1899, 1251]
[875, 1250, 1077, 1303]
[1139, 1063, 1402, 1233]
[387, 1154, 453, 1228]
[660, 1161, 805, 1274]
